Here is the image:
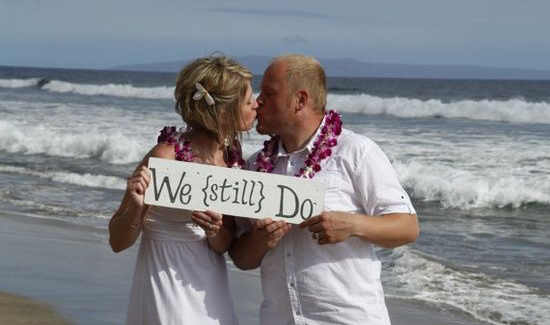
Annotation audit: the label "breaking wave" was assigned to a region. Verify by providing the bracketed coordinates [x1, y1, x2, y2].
[0, 78, 42, 88]
[386, 248, 550, 325]
[0, 120, 146, 164]
[0, 165, 125, 190]
[328, 94, 550, 124]
[41, 80, 173, 99]
[394, 160, 550, 209]
[4, 77, 550, 124]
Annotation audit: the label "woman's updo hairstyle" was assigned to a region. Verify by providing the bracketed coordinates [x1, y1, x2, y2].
[174, 55, 252, 147]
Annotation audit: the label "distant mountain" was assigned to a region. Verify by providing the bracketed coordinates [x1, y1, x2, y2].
[113, 55, 550, 80]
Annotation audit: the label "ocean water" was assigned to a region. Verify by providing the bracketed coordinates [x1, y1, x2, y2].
[1, 66, 549, 325]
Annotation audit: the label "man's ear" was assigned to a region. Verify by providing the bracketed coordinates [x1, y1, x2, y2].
[295, 89, 309, 112]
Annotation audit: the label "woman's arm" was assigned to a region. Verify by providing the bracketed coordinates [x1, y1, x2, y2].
[192, 212, 235, 254]
[108, 166, 151, 252]
[108, 143, 174, 253]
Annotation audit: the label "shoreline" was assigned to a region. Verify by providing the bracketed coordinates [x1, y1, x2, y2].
[0, 291, 74, 325]
[0, 212, 488, 325]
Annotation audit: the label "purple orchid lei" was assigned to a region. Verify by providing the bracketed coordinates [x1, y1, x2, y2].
[256, 110, 342, 178]
[157, 126, 244, 168]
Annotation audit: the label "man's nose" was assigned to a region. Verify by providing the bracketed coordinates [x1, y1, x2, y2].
[256, 93, 264, 107]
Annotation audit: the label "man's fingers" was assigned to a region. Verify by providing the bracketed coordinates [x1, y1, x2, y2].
[308, 222, 324, 233]
[317, 238, 329, 245]
[256, 218, 273, 228]
[317, 231, 328, 240]
[268, 227, 285, 240]
[265, 220, 285, 233]
[299, 215, 321, 229]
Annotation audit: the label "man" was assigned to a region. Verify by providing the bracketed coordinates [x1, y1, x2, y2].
[229, 54, 419, 325]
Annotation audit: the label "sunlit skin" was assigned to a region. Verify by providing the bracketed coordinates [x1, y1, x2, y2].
[229, 60, 419, 271]
[255, 62, 295, 137]
[109, 79, 258, 255]
[239, 81, 258, 131]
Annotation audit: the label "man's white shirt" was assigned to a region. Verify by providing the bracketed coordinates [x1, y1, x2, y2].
[241, 120, 416, 325]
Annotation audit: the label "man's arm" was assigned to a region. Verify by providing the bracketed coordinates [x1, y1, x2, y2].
[299, 211, 419, 248]
[229, 218, 291, 270]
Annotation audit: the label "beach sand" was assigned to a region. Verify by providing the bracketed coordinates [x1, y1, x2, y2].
[0, 292, 74, 325]
[0, 213, 489, 325]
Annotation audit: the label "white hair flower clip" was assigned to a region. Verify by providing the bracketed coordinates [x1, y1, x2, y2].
[192, 82, 215, 106]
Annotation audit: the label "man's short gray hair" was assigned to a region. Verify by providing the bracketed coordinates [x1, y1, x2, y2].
[272, 54, 327, 113]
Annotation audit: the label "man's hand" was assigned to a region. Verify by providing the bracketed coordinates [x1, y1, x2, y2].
[299, 211, 358, 245]
[228, 218, 292, 270]
[255, 218, 292, 249]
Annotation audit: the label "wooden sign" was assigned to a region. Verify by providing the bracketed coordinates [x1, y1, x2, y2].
[144, 157, 325, 224]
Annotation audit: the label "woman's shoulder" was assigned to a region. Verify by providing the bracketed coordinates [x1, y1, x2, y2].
[149, 142, 176, 160]
[150, 126, 184, 160]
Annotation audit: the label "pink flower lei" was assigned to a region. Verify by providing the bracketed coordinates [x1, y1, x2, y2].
[157, 126, 245, 169]
[256, 110, 342, 178]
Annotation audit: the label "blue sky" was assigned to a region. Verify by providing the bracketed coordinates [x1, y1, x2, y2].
[1, 0, 549, 70]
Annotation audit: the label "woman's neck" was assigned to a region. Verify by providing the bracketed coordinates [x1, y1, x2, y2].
[184, 131, 226, 166]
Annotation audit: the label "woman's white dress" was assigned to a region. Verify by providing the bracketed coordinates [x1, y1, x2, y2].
[125, 206, 238, 325]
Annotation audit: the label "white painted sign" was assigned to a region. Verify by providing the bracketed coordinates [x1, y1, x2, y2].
[144, 157, 325, 224]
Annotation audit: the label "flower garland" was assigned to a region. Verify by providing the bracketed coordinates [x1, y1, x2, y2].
[158, 126, 244, 168]
[256, 110, 342, 178]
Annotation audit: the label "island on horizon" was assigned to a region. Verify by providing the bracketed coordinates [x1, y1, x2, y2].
[113, 55, 550, 80]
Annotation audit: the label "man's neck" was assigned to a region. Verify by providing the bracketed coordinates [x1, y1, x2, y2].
[280, 113, 324, 154]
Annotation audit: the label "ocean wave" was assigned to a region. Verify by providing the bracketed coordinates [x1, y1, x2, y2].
[0, 191, 112, 229]
[0, 78, 42, 88]
[41, 80, 174, 99]
[328, 94, 550, 124]
[5, 77, 550, 124]
[387, 248, 550, 325]
[0, 165, 126, 190]
[0, 120, 146, 164]
[394, 161, 550, 209]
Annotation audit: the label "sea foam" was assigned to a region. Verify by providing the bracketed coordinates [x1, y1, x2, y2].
[328, 94, 550, 124]
[387, 247, 550, 325]
[0, 165, 125, 190]
[5, 77, 550, 124]
[394, 160, 550, 209]
[0, 120, 147, 164]
[0, 78, 41, 88]
[41, 80, 174, 99]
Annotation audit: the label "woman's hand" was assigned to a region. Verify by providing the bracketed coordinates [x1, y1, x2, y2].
[192, 210, 224, 238]
[127, 166, 151, 208]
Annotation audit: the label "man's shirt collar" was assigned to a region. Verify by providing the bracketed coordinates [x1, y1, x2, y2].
[275, 115, 327, 158]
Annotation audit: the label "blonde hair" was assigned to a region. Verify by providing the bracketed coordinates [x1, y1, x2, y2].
[174, 55, 252, 146]
[272, 54, 327, 112]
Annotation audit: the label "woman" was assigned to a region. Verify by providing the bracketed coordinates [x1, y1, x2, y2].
[108, 55, 257, 325]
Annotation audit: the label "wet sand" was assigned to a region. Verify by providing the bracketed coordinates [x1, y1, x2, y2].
[0, 292, 74, 325]
[0, 213, 488, 325]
